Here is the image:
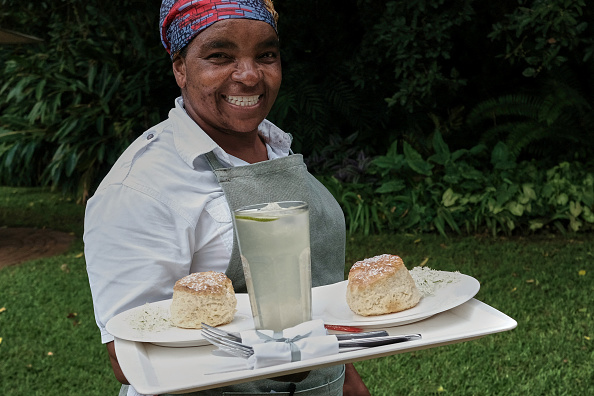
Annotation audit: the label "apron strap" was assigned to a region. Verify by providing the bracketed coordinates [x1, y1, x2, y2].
[204, 151, 225, 171]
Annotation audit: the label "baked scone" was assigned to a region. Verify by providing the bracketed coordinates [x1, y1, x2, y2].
[346, 254, 421, 316]
[170, 271, 237, 328]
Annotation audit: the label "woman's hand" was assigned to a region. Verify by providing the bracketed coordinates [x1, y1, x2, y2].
[343, 363, 371, 396]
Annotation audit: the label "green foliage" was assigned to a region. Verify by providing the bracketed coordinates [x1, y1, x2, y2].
[306, 133, 374, 184]
[353, 0, 474, 112]
[2, 0, 594, 200]
[466, 68, 594, 160]
[318, 175, 385, 235]
[0, 0, 173, 199]
[323, 132, 594, 236]
[267, 2, 384, 156]
[537, 161, 594, 232]
[489, 0, 594, 77]
[268, 72, 379, 156]
[349, 0, 594, 155]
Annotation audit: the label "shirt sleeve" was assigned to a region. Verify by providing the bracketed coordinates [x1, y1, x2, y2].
[84, 184, 195, 344]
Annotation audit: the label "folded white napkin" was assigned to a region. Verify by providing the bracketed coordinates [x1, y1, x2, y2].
[208, 319, 339, 371]
[246, 334, 338, 369]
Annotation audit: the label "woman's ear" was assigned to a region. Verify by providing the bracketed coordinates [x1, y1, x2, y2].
[172, 56, 187, 90]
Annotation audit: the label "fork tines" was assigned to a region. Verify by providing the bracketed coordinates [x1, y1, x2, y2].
[201, 325, 254, 359]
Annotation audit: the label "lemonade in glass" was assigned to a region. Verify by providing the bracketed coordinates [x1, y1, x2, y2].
[234, 201, 312, 331]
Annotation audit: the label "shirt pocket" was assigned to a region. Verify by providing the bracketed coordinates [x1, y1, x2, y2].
[204, 195, 234, 255]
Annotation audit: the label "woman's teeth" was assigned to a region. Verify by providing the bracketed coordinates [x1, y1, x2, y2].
[225, 95, 260, 106]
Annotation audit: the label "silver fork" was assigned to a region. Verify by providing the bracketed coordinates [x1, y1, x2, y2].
[200, 322, 390, 342]
[201, 326, 254, 358]
[200, 323, 421, 358]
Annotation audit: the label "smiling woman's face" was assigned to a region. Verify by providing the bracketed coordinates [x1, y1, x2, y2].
[172, 18, 282, 139]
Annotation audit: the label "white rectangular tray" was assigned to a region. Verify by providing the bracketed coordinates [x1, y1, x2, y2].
[115, 298, 516, 395]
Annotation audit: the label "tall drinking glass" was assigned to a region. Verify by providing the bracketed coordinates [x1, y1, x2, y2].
[233, 201, 312, 331]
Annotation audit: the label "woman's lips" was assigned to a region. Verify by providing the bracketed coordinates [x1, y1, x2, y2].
[224, 95, 261, 107]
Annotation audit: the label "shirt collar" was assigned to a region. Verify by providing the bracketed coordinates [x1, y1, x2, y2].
[170, 97, 291, 168]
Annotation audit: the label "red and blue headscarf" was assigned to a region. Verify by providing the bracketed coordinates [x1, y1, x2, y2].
[160, 0, 278, 58]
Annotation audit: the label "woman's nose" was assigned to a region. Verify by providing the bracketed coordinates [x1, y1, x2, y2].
[231, 60, 261, 86]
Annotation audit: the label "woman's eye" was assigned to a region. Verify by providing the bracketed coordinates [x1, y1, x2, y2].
[259, 52, 278, 61]
[206, 53, 230, 61]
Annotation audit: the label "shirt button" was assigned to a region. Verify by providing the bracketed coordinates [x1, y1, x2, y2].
[147, 133, 154, 140]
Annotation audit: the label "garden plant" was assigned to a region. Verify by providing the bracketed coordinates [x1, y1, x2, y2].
[1, 0, 594, 200]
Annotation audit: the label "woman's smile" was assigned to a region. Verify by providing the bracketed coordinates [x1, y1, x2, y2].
[223, 94, 262, 107]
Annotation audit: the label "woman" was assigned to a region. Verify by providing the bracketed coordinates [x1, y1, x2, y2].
[84, 1, 370, 395]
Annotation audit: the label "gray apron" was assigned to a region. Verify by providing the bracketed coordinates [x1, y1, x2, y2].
[205, 152, 346, 292]
[200, 152, 345, 395]
[122, 152, 347, 396]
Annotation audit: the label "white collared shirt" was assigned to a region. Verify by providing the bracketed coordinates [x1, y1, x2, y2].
[83, 97, 291, 343]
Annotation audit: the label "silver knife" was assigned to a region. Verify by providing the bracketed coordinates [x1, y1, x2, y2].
[338, 334, 421, 349]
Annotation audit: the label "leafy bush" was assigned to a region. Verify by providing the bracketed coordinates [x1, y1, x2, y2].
[266, 1, 385, 156]
[305, 133, 374, 184]
[0, 0, 385, 198]
[2, 0, 594, 203]
[323, 132, 594, 236]
[489, 0, 594, 78]
[466, 61, 594, 162]
[0, 0, 174, 199]
[350, 0, 594, 158]
[353, 0, 474, 112]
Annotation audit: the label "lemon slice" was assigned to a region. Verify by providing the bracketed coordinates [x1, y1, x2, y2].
[235, 215, 279, 222]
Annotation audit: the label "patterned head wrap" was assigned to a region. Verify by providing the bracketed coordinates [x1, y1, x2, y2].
[160, 0, 279, 59]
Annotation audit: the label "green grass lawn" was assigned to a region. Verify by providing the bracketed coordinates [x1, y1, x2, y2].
[1, 186, 592, 395]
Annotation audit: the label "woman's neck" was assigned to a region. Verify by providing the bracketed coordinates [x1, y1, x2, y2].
[208, 129, 268, 164]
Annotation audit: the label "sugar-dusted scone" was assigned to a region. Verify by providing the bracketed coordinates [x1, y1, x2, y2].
[346, 254, 421, 316]
[170, 271, 237, 328]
